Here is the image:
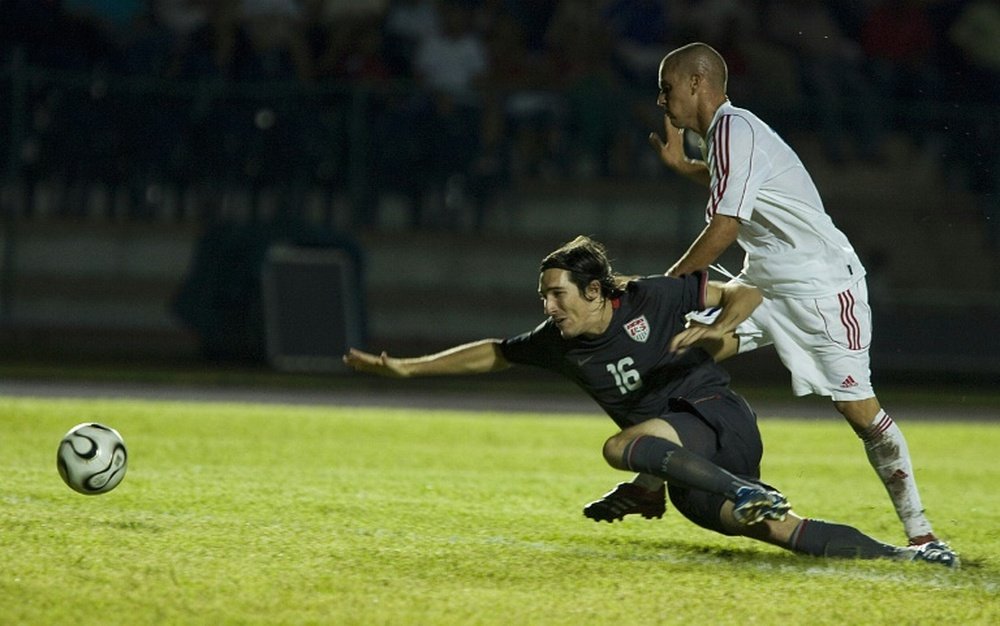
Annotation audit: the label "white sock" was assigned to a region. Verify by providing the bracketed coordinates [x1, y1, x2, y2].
[858, 410, 934, 542]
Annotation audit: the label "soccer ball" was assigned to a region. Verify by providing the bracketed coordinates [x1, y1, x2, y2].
[57, 422, 128, 495]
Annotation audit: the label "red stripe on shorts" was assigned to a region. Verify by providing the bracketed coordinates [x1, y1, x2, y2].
[838, 290, 862, 350]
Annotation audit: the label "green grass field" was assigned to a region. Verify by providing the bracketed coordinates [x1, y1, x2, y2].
[2, 395, 998, 625]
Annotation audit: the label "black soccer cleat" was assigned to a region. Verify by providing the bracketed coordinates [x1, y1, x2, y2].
[583, 482, 666, 522]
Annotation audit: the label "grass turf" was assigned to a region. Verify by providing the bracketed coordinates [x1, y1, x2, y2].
[2, 396, 997, 625]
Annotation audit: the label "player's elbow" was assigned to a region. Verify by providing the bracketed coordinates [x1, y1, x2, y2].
[708, 214, 741, 240]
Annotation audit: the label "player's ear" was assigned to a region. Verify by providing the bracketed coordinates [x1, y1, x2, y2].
[585, 279, 602, 301]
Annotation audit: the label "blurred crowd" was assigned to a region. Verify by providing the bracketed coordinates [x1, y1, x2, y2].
[1, 0, 998, 235]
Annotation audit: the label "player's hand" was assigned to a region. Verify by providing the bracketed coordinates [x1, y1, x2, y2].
[648, 116, 693, 172]
[669, 323, 726, 353]
[342, 348, 410, 377]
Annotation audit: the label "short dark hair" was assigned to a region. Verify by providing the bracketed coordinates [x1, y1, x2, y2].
[540, 236, 622, 299]
[663, 42, 728, 91]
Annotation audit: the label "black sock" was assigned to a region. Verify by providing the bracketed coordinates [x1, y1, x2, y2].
[789, 519, 900, 559]
[622, 435, 752, 499]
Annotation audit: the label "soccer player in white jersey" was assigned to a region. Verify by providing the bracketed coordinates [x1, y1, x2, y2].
[585, 42, 950, 553]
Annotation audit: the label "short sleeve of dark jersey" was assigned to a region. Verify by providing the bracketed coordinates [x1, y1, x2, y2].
[499, 320, 564, 368]
[640, 271, 708, 314]
[682, 271, 709, 312]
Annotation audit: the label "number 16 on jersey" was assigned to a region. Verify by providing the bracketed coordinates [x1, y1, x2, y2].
[607, 357, 642, 394]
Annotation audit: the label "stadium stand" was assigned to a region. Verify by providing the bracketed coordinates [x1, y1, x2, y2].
[0, 0, 996, 380]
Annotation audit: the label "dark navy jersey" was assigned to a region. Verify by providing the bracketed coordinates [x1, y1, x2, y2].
[500, 273, 733, 429]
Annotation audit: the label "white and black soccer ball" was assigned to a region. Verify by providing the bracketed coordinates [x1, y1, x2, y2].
[57, 423, 128, 495]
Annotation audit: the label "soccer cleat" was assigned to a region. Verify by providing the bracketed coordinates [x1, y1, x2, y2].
[583, 482, 666, 522]
[731, 485, 791, 525]
[901, 540, 960, 569]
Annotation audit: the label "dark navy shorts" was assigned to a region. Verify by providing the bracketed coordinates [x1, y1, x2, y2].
[659, 388, 765, 535]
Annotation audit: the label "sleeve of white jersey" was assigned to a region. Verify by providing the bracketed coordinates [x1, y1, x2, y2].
[706, 114, 769, 221]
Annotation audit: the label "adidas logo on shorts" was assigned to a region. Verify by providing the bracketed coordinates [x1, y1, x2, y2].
[840, 375, 859, 389]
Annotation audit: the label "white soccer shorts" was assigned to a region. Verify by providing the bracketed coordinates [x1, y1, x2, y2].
[732, 278, 876, 401]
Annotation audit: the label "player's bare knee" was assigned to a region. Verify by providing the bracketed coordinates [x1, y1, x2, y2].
[602, 434, 630, 470]
[833, 397, 881, 429]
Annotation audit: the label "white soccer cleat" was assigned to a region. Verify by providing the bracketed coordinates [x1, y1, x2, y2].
[732, 485, 790, 525]
[901, 540, 960, 569]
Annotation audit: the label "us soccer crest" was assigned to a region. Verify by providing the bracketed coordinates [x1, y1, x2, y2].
[624, 316, 650, 343]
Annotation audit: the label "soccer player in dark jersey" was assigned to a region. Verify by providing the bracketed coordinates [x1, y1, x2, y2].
[343, 236, 956, 567]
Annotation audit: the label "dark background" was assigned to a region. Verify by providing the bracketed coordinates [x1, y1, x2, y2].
[0, 0, 997, 390]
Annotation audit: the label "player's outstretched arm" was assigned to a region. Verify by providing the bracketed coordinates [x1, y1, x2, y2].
[343, 339, 510, 378]
[648, 116, 710, 187]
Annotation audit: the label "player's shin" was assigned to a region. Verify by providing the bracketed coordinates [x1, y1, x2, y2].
[788, 518, 900, 559]
[855, 410, 934, 542]
[620, 435, 752, 499]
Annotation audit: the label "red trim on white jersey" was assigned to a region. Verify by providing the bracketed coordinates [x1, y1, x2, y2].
[708, 115, 730, 218]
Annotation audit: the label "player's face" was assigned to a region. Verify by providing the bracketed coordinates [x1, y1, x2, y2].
[538, 269, 604, 338]
[657, 60, 694, 129]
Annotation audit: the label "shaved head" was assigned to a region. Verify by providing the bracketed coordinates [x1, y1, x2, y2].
[655, 42, 730, 135]
[661, 42, 728, 93]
